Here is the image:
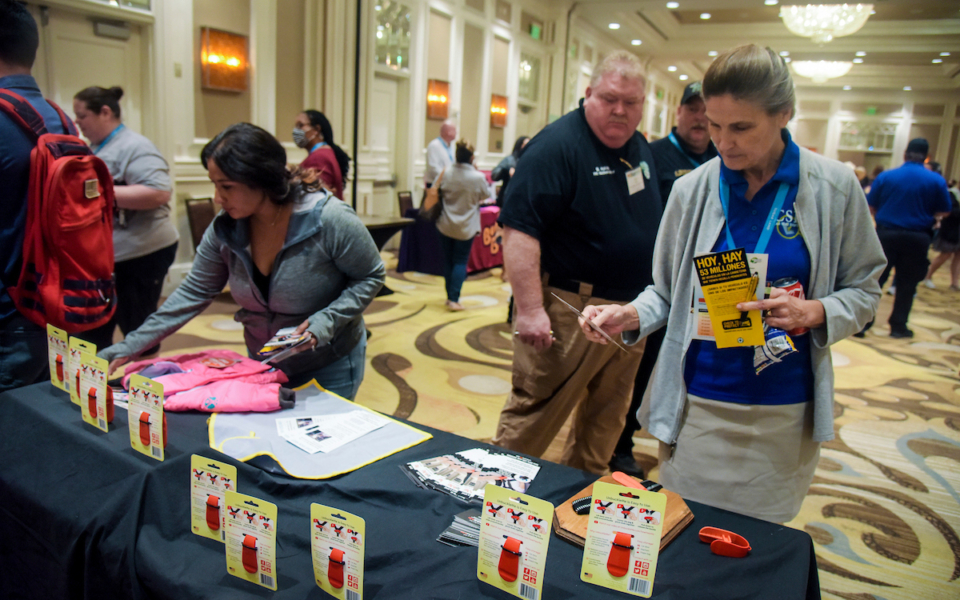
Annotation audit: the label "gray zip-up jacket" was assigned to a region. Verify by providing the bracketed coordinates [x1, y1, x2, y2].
[100, 191, 385, 376]
[625, 147, 886, 444]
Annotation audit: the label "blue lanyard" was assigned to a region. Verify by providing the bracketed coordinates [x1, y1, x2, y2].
[719, 178, 791, 255]
[668, 132, 703, 170]
[437, 137, 453, 162]
[310, 142, 327, 153]
[94, 124, 124, 155]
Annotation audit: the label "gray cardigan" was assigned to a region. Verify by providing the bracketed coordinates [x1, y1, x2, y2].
[626, 147, 886, 444]
[100, 192, 386, 376]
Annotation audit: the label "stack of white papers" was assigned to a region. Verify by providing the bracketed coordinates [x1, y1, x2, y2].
[275, 411, 390, 454]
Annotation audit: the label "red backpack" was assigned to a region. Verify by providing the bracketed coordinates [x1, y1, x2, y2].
[0, 90, 116, 333]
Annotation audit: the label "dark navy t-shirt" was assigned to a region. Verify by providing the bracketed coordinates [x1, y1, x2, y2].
[499, 100, 662, 300]
[684, 130, 814, 405]
[649, 127, 718, 207]
[0, 75, 71, 321]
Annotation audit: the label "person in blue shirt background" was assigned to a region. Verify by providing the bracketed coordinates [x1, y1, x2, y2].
[0, 0, 74, 392]
[867, 138, 952, 338]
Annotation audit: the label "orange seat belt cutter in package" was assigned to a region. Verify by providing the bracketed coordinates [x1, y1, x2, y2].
[224, 491, 278, 590]
[241, 534, 258, 573]
[328, 547, 346, 588]
[498, 536, 523, 582]
[78, 350, 109, 432]
[607, 532, 634, 578]
[699, 527, 751, 558]
[128, 374, 165, 459]
[190, 455, 238, 543]
[206, 495, 221, 530]
[46, 324, 69, 392]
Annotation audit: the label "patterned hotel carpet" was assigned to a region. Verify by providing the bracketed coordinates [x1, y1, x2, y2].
[158, 251, 959, 600]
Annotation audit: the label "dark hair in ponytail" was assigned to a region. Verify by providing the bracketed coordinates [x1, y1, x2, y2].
[201, 122, 322, 206]
[304, 109, 351, 181]
[74, 86, 123, 119]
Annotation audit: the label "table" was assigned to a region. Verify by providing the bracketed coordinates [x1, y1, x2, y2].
[0, 383, 820, 600]
[396, 206, 503, 276]
[359, 215, 416, 251]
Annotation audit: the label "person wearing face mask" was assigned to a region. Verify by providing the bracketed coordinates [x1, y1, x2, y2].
[99, 123, 385, 400]
[294, 110, 350, 200]
[72, 85, 178, 354]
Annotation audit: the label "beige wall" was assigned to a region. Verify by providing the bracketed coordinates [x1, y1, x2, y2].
[488, 36, 509, 153]
[461, 23, 485, 150]
[275, 0, 306, 136]
[194, 0, 252, 139]
[424, 10, 452, 147]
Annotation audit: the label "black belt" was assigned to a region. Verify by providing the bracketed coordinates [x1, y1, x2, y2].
[543, 273, 640, 303]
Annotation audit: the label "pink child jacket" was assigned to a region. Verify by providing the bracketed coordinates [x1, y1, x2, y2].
[123, 350, 290, 412]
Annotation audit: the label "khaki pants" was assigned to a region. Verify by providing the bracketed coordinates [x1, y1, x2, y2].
[493, 285, 645, 474]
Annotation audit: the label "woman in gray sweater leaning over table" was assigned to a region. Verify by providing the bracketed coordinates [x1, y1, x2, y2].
[100, 123, 385, 400]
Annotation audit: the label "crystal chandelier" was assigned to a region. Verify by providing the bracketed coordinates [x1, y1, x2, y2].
[790, 60, 853, 83]
[780, 4, 873, 44]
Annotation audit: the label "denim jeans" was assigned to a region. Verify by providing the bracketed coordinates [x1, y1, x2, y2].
[287, 330, 367, 400]
[0, 312, 49, 393]
[438, 233, 475, 302]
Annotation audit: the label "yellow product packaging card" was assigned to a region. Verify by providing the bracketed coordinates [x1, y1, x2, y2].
[128, 375, 165, 461]
[78, 351, 108, 432]
[478, 485, 553, 600]
[224, 491, 278, 590]
[46, 325, 69, 391]
[310, 504, 365, 599]
[693, 248, 765, 348]
[67, 337, 96, 404]
[190, 455, 238, 542]
[580, 482, 667, 597]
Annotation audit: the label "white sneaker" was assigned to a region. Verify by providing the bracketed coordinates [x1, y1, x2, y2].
[923, 279, 936, 289]
[887, 286, 896, 296]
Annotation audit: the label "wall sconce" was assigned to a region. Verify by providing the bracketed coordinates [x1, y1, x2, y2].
[490, 94, 508, 128]
[426, 79, 449, 120]
[200, 27, 249, 92]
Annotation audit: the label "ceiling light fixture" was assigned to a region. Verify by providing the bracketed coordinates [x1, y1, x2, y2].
[632, 39, 642, 46]
[790, 60, 852, 83]
[941, 52, 950, 57]
[852, 58, 863, 63]
[700, 13, 711, 19]
[765, 0, 779, 5]
[668, 65, 677, 72]
[855, 51, 866, 57]
[842, 85, 851, 90]
[679, 74, 689, 80]
[903, 86, 911, 91]
[780, 4, 874, 45]
[608, 23, 620, 29]
[932, 58, 942, 63]
[708, 50, 718, 57]
[780, 50, 790, 56]
[784, 57, 791, 63]
[666, 2, 679, 9]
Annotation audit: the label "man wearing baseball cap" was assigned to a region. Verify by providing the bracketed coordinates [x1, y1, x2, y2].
[867, 138, 952, 338]
[607, 81, 719, 478]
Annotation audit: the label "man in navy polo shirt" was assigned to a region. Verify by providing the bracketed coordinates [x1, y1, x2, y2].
[867, 138, 951, 338]
[608, 80, 719, 478]
[0, 1, 71, 392]
[493, 50, 661, 474]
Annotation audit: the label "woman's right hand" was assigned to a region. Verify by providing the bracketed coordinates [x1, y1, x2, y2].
[108, 356, 131, 376]
[579, 304, 640, 344]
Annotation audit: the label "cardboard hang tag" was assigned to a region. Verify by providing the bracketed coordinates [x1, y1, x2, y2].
[190, 455, 238, 543]
[310, 504, 365, 599]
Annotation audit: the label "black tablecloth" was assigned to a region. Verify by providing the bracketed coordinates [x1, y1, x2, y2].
[0, 383, 819, 599]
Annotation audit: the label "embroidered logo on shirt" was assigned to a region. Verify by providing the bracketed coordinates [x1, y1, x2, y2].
[777, 209, 800, 239]
[593, 166, 616, 176]
[639, 161, 651, 180]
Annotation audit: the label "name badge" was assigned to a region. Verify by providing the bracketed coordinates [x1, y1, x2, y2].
[625, 166, 645, 195]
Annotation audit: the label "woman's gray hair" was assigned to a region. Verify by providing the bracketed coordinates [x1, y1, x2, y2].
[589, 50, 646, 89]
[702, 44, 795, 119]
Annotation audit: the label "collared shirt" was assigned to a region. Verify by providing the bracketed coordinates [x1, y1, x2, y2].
[685, 129, 814, 405]
[424, 137, 453, 184]
[0, 74, 70, 320]
[499, 99, 662, 298]
[867, 161, 952, 231]
[649, 127, 718, 206]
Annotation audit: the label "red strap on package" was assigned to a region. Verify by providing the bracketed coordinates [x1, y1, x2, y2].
[328, 547, 346, 588]
[498, 536, 523, 582]
[205, 495, 221, 530]
[55, 354, 64, 382]
[242, 534, 259, 573]
[139, 412, 151, 446]
[607, 532, 634, 577]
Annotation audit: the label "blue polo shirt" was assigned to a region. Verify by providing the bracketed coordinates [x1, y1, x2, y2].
[684, 130, 814, 405]
[0, 74, 70, 321]
[867, 161, 952, 231]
